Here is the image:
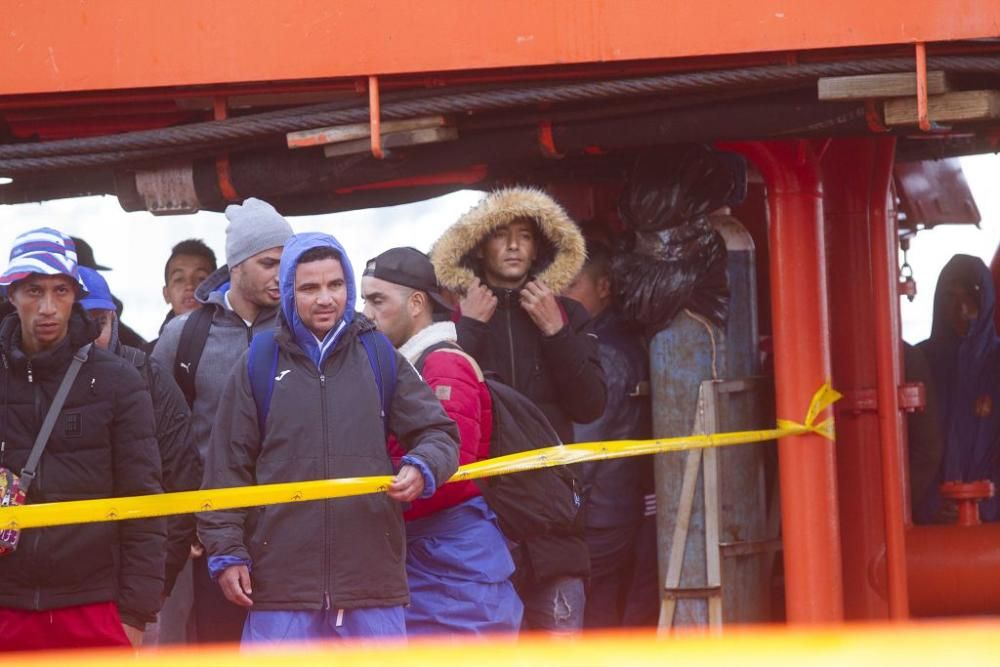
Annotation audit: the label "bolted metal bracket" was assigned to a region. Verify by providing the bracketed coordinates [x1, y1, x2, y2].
[839, 383, 925, 415]
[840, 388, 878, 415]
[898, 382, 926, 413]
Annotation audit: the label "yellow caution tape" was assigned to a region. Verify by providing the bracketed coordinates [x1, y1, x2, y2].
[0, 384, 840, 531]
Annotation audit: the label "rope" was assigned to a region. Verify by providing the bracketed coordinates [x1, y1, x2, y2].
[2, 55, 998, 173]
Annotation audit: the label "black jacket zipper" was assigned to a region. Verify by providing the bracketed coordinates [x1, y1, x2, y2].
[28, 360, 42, 609]
[320, 371, 331, 610]
[499, 290, 518, 388]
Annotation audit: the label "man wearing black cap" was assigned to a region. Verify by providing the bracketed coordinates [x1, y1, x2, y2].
[362, 248, 522, 635]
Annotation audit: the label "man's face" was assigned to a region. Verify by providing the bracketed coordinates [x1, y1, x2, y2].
[562, 266, 611, 318]
[945, 280, 981, 337]
[361, 276, 416, 348]
[162, 254, 214, 315]
[231, 247, 282, 309]
[294, 257, 348, 340]
[8, 274, 77, 354]
[88, 308, 115, 350]
[478, 218, 539, 289]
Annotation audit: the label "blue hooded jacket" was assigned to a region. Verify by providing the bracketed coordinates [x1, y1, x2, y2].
[208, 232, 437, 584]
[917, 254, 1000, 522]
[279, 232, 356, 368]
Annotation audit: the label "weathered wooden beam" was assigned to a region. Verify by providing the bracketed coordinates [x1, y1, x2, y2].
[288, 116, 448, 149]
[323, 126, 458, 157]
[818, 71, 952, 101]
[883, 90, 1000, 126]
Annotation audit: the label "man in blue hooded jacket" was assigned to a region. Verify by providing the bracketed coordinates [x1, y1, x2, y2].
[917, 254, 1000, 523]
[197, 232, 460, 643]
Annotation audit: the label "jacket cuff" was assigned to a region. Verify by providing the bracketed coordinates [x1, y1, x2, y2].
[401, 455, 437, 498]
[459, 315, 490, 332]
[541, 323, 570, 340]
[208, 555, 253, 580]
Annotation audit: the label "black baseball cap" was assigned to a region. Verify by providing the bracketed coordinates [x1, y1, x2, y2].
[363, 247, 452, 313]
[70, 236, 112, 271]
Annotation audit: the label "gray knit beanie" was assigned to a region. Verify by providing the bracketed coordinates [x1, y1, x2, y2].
[224, 197, 294, 268]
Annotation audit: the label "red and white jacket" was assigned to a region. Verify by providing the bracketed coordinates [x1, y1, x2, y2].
[388, 322, 493, 521]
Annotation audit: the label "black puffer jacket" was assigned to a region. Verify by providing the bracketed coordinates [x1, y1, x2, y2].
[0, 308, 165, 628]
[118, 338, 200, 595]
[456, 290, 605, 443]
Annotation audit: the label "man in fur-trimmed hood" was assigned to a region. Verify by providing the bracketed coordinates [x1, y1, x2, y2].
[430, 187, 607, 634]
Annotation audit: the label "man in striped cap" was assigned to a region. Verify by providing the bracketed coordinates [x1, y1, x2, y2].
[1, 228, 89, 354]
[0, 228, 165, 650]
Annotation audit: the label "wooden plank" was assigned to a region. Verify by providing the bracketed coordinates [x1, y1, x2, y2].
[322, 126, 458, 157]
[884, 90, 1000, 126]
[657, 449, 702, 633]
[704, 447, 723, 630]
[818, 70, 952, 101]
[287, 115, 448, 149]
[701, 381, 723, 631]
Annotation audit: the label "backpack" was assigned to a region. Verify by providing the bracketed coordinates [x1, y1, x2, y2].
[416, 342, 582, 544]
[172, 306, 213, 409]
[246, 327, 397, 435]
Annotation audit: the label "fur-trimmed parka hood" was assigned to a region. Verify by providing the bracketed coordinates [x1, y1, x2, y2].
[431, 187, 585, 294]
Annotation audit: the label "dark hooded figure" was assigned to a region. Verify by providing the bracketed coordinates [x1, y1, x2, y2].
[917, 254, 1000, 523]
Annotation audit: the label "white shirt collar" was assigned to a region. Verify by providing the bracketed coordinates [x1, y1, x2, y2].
[224, 289, 253, 327]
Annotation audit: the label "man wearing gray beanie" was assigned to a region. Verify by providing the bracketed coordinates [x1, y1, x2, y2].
[151, 197, 293, 645]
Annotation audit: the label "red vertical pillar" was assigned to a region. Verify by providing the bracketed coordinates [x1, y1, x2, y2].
[726, 140, 844, 623]
[822, 137, 891, 620]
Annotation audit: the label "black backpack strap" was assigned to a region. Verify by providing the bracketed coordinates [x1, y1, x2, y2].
[173, 306, 213, 409]
[413, 340, 461, 374]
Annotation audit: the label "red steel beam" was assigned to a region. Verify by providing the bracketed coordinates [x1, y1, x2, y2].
[867, 136, 911, 619]
[3, 1, 1000, 96]
[726, 140, 844, 623]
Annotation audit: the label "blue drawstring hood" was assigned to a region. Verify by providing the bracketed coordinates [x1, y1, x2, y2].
[917, 254, 1000, 522]
[279, 232, 357, 369]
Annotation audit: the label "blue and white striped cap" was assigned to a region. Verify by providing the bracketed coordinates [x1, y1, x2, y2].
[0, 227, 88, 293]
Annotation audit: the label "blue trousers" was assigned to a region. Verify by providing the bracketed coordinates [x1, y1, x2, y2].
[405, 497, 522, 635]
[241, 607, 405, 644]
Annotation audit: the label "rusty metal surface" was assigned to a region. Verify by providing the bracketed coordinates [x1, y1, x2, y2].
[895, 159, 981, 230]
[652, 216, 774, 627]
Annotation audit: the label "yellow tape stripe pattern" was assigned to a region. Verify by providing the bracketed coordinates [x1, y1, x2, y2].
[0, 384, 840, 531]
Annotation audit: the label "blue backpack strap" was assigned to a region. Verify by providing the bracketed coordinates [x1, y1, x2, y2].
[359, 330, 397, 437]
[247, 329, 280, 434]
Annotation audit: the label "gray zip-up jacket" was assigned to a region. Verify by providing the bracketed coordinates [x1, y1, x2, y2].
[197, 315, 460, 610]
[151, 266, 279, 461]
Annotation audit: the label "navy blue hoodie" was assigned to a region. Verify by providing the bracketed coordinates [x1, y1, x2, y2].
[917, 254, 1000, 522]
